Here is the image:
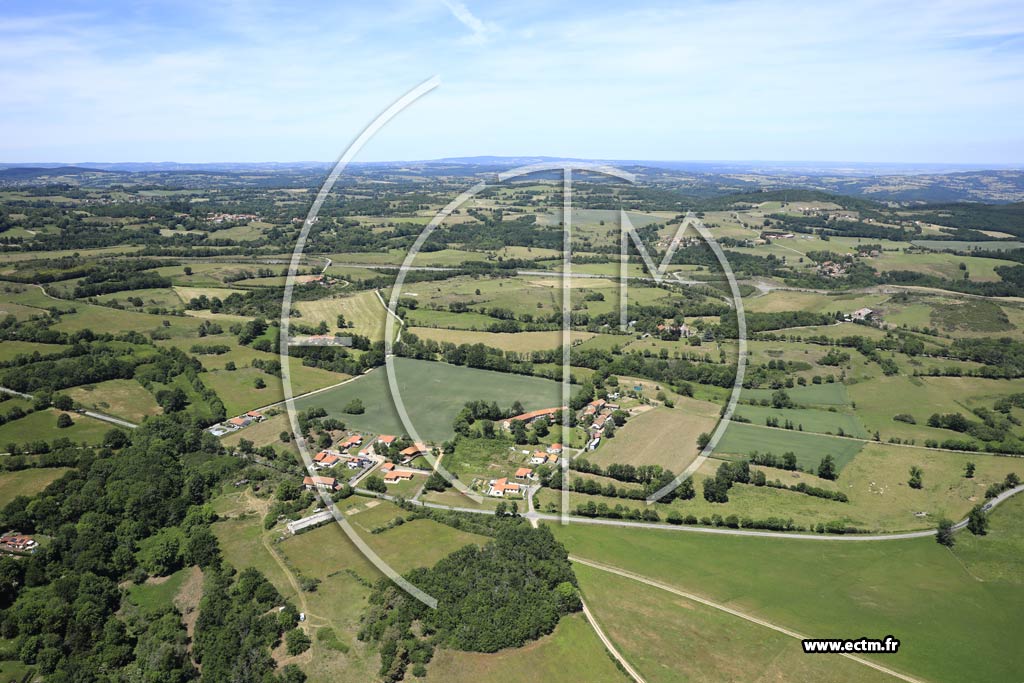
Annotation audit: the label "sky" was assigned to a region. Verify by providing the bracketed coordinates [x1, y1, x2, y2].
[1, 0, 1023, 164]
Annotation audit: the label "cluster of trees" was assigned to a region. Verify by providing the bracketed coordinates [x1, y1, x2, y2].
[0, 414, 301, 680]
[563, 459, 694, 502]
[359, 525, 580, 682]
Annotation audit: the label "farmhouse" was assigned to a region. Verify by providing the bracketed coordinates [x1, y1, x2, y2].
[502, 407, 564, 430]
[487, 477, 521, 497]
[0, 534, 37, 552]
[302, 476, 338, 492]
[850, 307, 876, 322]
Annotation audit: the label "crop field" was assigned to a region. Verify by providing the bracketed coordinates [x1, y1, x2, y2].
[553, 522, 1024, 683]
[63, 378, 161, 423]
[51, 300, 204, 336]
[293, 358, 573, 442]
[575, 563, 891, 683]
[424, 613, 624, 683]
[744, 289, 883, 315]
[715, 422, 864, 470]
[0, 467, 70, 506]
[589, 401, 719, 471]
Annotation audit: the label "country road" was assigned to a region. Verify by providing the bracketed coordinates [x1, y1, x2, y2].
[354, 483, 1024, 542]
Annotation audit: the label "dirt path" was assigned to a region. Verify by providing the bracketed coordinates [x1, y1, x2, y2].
[571, 555, 925, 683]
[580, 598, 646, 683]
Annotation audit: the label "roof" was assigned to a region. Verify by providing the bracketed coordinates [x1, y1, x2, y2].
[380, 462, 395, 471]
[377, 435, 397, 444]
[400, 442, 428, 456]
[338, 434, 363, 447]
[303, 476, 336, 487]
[548, 443, 562, 451]
[490, 477, 520, 493]
[515, 467, 533, 478]
[384, 470, 414, 481]
[227, 416, 248, 426]
[508, 407, 564, 422]
[245, 410, 263, 418]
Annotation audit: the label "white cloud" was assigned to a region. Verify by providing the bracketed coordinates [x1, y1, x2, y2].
[440, 0, 497, 44]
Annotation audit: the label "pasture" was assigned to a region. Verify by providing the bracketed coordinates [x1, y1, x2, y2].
[0, 409, 112, 446]
[589, 401, 719, 471]
[575, 563, 891, 683]
[424, 613, 624, 683]
[0, 467, 70, 506]
[715, 422, 864, 470]
[407, 327, 593, 352]
[63, 378, 161, 424]
[553, 522, 1024, 683]
[293, 358, 573, 442]
[731, 404, 868, 438]
[295, 290, 387, 341]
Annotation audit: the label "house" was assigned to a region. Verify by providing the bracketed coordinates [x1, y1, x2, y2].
[380, 462, 395, 472]
[383, 469, 415, 483]
[302, 476, 338, 492]
[530, 451, 549, 465]
[547, 443, 562, 455]
[587, 436, 601, 451]
[399, 442, 429, 462]
[313, 451, 341, 468]
[502, 407, 564, 430]
[245, 410, 265, 422]
[338, 434, 363, 451]
[590, 414, 609, 433]
[850, 307, 875, 322]
[487, 477, 521, 497]
[377, 435, 397, 447]
[227, 416, 252, 429]
[0, 534, 37, 552]
[514, 467, 535, 481]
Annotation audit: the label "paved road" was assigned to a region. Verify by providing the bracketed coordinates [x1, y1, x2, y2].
[571, 556, 925, 683]
[358, 483, 1024, 542]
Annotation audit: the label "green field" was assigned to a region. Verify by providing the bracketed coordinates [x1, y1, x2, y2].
[731, 404, 868, 438]
[0, 340, 65, 362]
[740, 382, 851, 406]
[293, 358, 573, 443]
[407, 327, 593, 352]
[424, 612, 624, 683]
[575, 563, 891, 683]
[553, 521, 1024, 683]
[0, 467, 70, 506]
[716, 422, 864, 470]
[63, 378, 161, 424]
[952, 492, 1024, 584]
[589, 401, 719, 471]
[125, 567, 191, 611]
[0, 409, 113, 447]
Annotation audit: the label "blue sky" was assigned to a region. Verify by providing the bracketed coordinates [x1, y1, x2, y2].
[1, 0, 1023, 163]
